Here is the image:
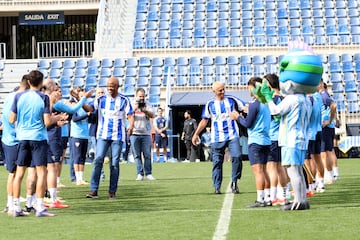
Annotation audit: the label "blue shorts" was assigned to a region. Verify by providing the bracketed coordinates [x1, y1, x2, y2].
[321, 127, 335, 152]
[248, 143, 270, 165]
[47, 140, 63, 164]
[155, 134, 168, 148]
[61, 137, 69, 150]
[306, 131, 322, 158]
[17, 140, 47, 167]
[71, 138, 88, 165]
[268, 141, 281, 163]
[281, 147, 306, 166]
[2, 143, 18, 173]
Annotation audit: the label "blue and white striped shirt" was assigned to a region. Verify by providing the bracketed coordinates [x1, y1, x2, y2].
[202, 95, 244, 143]
[91, 93, 133, 141]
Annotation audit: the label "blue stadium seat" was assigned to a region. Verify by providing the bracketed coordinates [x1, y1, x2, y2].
[59, 77, 71, 88]
[344, 72, 355, 82]
[160, 3, 170, 12]
[189, 75, 200, 86]
[345, 81, 357, 92]
[125, 67, 137, 77]
[195, 3, 205, 11]
[184, 3, 194, 12]
[61, 87, 70, 99]
[39, 69, 48, 78]
[329, 62, 341, 73]
[289, 10, 300, 19]
[242, 2, 251, 10]
[253, 65, 265, 75]
[113, 67, 124, 78]
[183, 20, 193, 30]
[49, 69, 61, 79]
[254, 10, 264, 19]
[51, 59, 63, 69]
[253, 55, 264, 64]
[62, 68, 74, 78]
[177, 57, 188, 66]
[189, 56, 201, 65]
[137, 3, 147, 13]
[139, 66, 150, 77]
[160, 12, 170, 21]
[159, 20, 169, 30]
[230, 2, 240, 11]
[289, 19, 300, 28]
[230, 10, 240, 20]
[164, 57, 176, 66]
[148, 95, 160, 107]
[278, 8, 288, 19]
[228, 56, 239, 65]
[325, 9, 335, 18]
[348, 102, 360, 113]
[63, 59, 75, 69]
[331, 83, 344, 93]
[85, 76, 97, 88]
[133, 38, 144, 48]
[202, 56, 213, 66]
[337, 9, 347, 18]
[172, 3, 182, 13]
[75, 59, 88, 69]
[126, 58, 138, 68]
[135, 21, 146, 31]
[329, 53, 340, 62]
[38, 59, 50, 70]
[202, 75, 213, 86]
[330, 73, 342, 83]
[124, 76, 136, 86]
[342, 62, 354, 72]
[202, 65, 214, 75]
[149, 86, 161, 95]
[123, 85, 135, 97]
[195, 11, 205, 21]
[227, 64, 239, 75]
[137, 77, 149, 87]
[101, 58, 113, 68]
[73, 77, 85, 88]
[346, 92, 358, 102]
[151, 66, 163, 77]
[242, 10, 252, 20]
[266, 1, 275, 10]
[333, 93, 345, 102]
[266, 10, 276, 19]
[86, 66, 98, 77]
[158, 30, 169, 39]
[207, 1, 217, 12]
[266, 17, 276, 27]
[139, 57, 151, 67]
[189, 64, 200, 76]
[99, 68, 111, 78]
[150, 77, 162, 86]
[301, 9, 311, 18]
[176, 76, 187, 86]
[228, 75, 239, 85]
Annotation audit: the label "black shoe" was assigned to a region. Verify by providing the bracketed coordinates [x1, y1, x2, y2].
[108, 192, 116, 200]
[247, 201, 265, 208]
[23, 206, 36, 213]
[280, 201, 309, 211]
[214, 189, 221, 194]
[44, 190, 50, 198]
[264, 200, 272, 207]
[86, 191, 99, 199]
[231, 182, 240, 194]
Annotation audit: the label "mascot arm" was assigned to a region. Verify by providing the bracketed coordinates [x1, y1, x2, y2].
[268, 96, 293, 116]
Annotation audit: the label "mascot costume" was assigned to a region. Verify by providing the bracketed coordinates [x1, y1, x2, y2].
[258, 41, 323, 210]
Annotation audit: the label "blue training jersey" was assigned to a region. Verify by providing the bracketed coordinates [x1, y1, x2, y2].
[307, 92, 323, 140]
[238, 98, 271, 146]
[202, 95, 245, 143]
[11, 90, 50, 141]
[2, 92, 17, 146]
[269, 95, 283, 141]
[70, 108, 89, 139]
[320, 90, 335, 129]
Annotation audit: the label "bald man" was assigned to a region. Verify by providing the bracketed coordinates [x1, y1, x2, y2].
[192, 82, 245, 194]
[80, 77, 134, 199]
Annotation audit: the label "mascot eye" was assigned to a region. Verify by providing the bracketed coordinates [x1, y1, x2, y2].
[280, 60, 289, 72]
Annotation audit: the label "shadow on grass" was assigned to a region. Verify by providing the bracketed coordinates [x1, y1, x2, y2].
[310, 175, 360, 208]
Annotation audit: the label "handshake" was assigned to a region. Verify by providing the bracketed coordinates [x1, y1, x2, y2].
[252, 79, 274, 104]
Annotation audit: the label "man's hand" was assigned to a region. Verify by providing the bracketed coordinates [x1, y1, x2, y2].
[229, 110, 240, 120]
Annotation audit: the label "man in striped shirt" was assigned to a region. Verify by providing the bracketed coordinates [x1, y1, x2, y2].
[192, 81, 244, 194]
[83, 77, 134, 199]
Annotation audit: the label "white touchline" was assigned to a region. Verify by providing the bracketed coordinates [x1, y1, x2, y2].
[212, 181, 234, 240]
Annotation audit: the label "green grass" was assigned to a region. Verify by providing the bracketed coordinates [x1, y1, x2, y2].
[0, 159, 359, 240]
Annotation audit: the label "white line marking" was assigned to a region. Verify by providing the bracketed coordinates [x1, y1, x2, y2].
[212, 181, 234, 240]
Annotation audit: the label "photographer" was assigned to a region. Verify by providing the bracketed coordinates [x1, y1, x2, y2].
[130, 88, 156, 181]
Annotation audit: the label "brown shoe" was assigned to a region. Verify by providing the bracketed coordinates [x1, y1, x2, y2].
[86, 191, 98, 199]
[108, 192, 116, 200]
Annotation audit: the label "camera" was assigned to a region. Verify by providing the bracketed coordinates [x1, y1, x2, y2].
[136, 99, 146, 109]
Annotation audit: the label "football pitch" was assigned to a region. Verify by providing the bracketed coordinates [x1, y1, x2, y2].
[0, 158, 359, 240]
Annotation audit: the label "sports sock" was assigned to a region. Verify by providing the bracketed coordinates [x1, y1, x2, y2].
[36, 198, 45, 213]
[270, 187, 277, 201]
[75, 171, 80, 183]
[287, 166, 307, 203]
[49, 188, 57, 202]
[79, 171, 84, 182]
[13, 198, 21, 212]
[333, 167, 339, 177]
[256, 190, 264, 202]
[26, 194, 33, 208]
[264, 188, 271, 202]
[7, 195, 13, 209]
[57, 177, 61, 184]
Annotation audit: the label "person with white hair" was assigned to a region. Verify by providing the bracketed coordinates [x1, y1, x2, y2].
[192, 81, 245, 194]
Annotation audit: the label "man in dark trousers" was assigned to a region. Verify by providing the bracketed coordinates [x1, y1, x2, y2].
[181, 110, 199, 162]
